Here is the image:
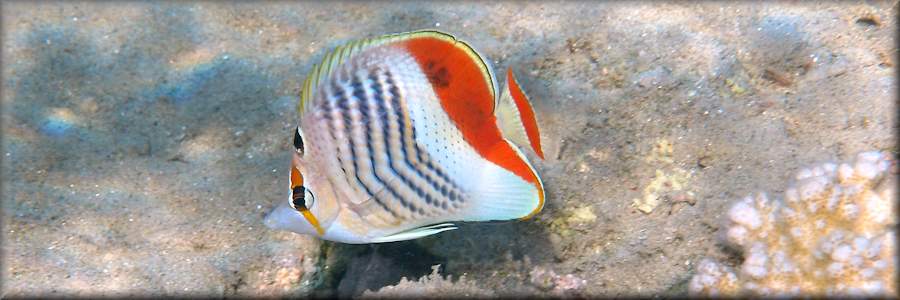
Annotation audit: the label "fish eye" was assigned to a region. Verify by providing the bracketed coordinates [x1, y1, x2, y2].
[305, 189, 315, 208]
[293, 127, 305, 155]
[290, 186, 315, 211]
[289, 185, 324, 236]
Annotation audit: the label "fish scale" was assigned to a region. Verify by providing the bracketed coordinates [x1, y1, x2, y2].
[372, 69, 454, 211]
[333, 75, 409, 221]
[319, 49, 466, 227]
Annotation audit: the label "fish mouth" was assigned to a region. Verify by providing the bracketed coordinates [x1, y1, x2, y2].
[264, 198, 327, 237]
[263, 205, 286, 230]
[263, 201, 297, 231]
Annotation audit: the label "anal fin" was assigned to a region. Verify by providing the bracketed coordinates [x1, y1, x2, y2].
[497, 68, 544, 159]
[370, 223, 457, 243]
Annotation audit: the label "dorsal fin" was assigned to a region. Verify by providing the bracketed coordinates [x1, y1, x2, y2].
[396, 30, 498, 106]
[297, 30, 498, 116]
[298, 35, 382, 115]
[497, 68, 544, 159]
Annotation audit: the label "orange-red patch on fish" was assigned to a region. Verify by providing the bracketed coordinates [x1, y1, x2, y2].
[400, 37, 539, 187]
[506, 68, 544, 159]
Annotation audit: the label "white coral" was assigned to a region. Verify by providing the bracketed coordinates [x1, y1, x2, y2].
[690, 151, 896, 297]
[361, 265, 494, 298]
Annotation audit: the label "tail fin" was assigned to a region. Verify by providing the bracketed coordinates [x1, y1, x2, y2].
[496, 68, 544, 159]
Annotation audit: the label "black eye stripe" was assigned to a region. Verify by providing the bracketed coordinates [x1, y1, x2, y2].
[293, 128, 304, 152]
[292, 186, 306, 209]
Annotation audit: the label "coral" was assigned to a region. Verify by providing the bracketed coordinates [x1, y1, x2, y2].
[632, 138, 695, 214]
[529, 266, 587, 295]
[690, 151, 896, 297]
[250, 253, 312, 295]
[255, 267, 302, 293]
[632, 168, 692, 214]
[361, 265, 494, 298]
[549, 206, 598, 237]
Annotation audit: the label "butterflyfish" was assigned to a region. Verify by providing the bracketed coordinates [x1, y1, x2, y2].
[264, 30, 545, 243]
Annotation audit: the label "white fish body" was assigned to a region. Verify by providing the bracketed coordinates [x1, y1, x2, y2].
[265, 30, 545, 243]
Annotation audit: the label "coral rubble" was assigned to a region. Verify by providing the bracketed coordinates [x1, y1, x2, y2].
[690, 151, 896, 297]
[361, 265, 494, 298]
[529, 266, 588, 295]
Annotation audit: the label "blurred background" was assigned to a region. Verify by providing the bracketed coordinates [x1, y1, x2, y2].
[2, 1, 895, 297]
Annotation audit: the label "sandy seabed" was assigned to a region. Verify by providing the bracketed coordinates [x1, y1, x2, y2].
[2, 1, 896, 297]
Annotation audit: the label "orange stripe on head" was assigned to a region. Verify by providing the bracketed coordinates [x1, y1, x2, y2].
[290, 162, 304, 188]
[400, 36, 539, 188]
[506, 68, 544, 159]
[289, 155, 323, 236]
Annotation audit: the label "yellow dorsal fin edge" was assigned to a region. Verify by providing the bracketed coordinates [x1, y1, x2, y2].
[297, 30, 498, 116]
